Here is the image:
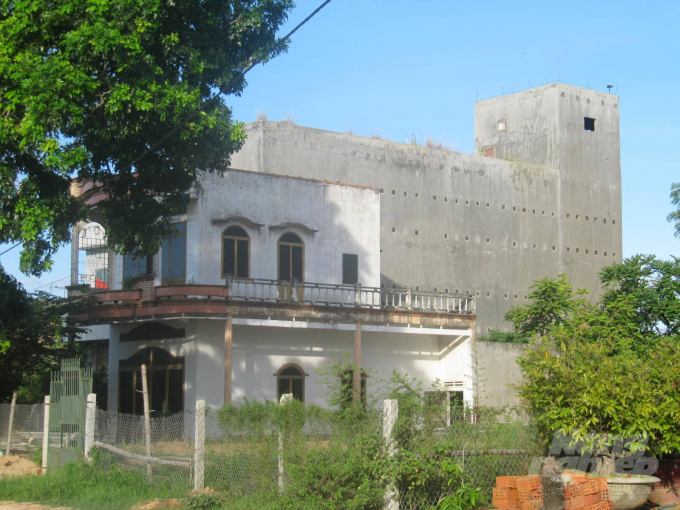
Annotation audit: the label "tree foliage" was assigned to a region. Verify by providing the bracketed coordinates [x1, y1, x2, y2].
[512, 256, 680, 455]
[0, 0, 294, 274]
[667, 182, 680, 238]
[0, 264, 84, 401]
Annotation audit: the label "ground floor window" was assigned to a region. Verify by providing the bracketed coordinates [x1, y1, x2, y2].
[274, 363, 308, 402]
[119, 347, 184, 416]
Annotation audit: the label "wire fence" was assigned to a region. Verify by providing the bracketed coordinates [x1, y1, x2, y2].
[5, 396, 542, 509]
[0, 402, 44, 454]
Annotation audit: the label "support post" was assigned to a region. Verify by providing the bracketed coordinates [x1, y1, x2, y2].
[42, 396, 50, 473]
[5, 391, 17, 455]
[224, 315, 233, 404]
[84, 393, 96, 460]
[354, 283, 362, 307]
[70, 223, 79, 286]
[405, 286, 412, 310]
[193, 400, 206, 492]
[353, 321, 362, 404]
[383, 399, 399, 510]
[291, 279, 299, 303]
[141, 364, 152, 477]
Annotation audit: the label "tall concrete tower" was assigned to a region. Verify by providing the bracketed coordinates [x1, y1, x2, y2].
[475, 83, 622, 293]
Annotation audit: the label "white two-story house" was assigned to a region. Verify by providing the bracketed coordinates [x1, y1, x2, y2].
[69, 168, 476, 414]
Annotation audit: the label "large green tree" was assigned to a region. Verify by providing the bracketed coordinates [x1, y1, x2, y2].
[1, 0, 294, 274]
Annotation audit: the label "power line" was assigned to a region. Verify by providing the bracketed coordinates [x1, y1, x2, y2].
[28, 275, 70, 292]
[0, 242, 21, 257]
[127, 0, 333, 172]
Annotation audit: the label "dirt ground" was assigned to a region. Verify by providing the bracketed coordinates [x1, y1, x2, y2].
[0, 504, 70, 510]
[0, 456, 42, 479]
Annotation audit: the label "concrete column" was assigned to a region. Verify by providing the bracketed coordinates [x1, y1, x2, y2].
[193, 400, 206, 492]
[42, 396, 50, 473]
[70, 224, 79, 286]
[353, 321, 362, 403]
[224, 315, 234, 404]
[84, 393, 96, 460]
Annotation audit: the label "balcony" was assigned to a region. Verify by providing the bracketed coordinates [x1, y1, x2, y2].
[70, 278, 475, 326]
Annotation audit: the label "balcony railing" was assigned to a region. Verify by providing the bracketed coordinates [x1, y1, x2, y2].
[80, 278, 475, 315]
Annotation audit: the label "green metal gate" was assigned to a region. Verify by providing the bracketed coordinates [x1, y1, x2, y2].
[47, 358, 93, 469]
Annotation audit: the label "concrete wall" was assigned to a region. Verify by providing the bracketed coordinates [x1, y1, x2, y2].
[474, 341, 526, 407]
[107, 319, 472, 410]
[230, 114, 621, 336]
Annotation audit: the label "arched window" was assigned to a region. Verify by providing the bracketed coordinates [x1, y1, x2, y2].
[278, 233, 304, 282]
[119, 347, 184, 416]
[222, 226, 250, 278]
[274, 363, 308, 402]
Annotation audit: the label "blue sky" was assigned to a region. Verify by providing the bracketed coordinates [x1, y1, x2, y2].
[3, 0, 679, 295]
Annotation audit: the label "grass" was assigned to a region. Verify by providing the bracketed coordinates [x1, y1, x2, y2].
[0, 461, 187, 510]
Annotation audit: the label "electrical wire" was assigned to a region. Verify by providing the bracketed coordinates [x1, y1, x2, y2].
[27, 275, 70, 292]
[0, 242, 21, 257]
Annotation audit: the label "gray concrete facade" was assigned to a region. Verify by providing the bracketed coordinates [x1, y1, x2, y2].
[230, 83, 622, 339]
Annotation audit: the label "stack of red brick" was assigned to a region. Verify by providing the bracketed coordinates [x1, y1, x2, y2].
[492, 475, 542, 510]
[490, 473, 613, 510]
[563, 473, 612, 510]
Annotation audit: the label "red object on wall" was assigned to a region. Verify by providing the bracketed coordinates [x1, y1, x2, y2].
[95, 277, 108, 289]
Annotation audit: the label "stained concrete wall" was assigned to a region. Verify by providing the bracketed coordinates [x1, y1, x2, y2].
[474, 341, 526, 407]
[230, 91, 622, 337]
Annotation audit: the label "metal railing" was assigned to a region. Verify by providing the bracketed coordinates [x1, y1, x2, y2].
[81, 278, 475, 314]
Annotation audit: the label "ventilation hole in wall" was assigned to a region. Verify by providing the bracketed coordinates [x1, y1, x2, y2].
[445, 288, 449, 293]
[567, 213, 571, 218]
[486, 238, 490, 243]
[552, 212, 555, 217]
[522, 207, 527, 213]
[433, 195, 437, 200]
[476, 201, 480, 206]
[391, 190, 396, 195]
[552, 246, 556, 251]
[381, 283, 384, 288]
[444, 197, 448, 202]
[444, 234, 448, 239]
[487, 327, 492, 332]
[455, 198, 460, 204]
[416, 286, 420, 291]
[415, 230, 419, 235]
[614, 104, 618, 108]
[587, 98, 591, 104]
[594, 217, 598, 222]
[576, 248, 580, 253]
[603, 219, 607, 224]
[434, 287, 437, 292]
[576, 215, 580, 220]
[514, 294, 518, 299]
[601, 100, 605, 106]
[502, 205, 506, 210]
[542, 210, 546, 215]
[455, 289, 459, 294]
[416, 192, 421, 198]
[576, 95, 580, 101]
[476, 291, 480, 296]
[561, 92, 565, 98]
[465, 236, 470, 241]
[532, 244, 536, 249]
[486, 291, 490, 297]
[465, 290, 469, 294]
[594, 250, 598, 255]
[465, 200, 470, 205]
[486, 203, 490, 208]
[567, 247, 571, 252]
[524, 295, 528, 299]
[380, 189, 384, 193]
[504, 293, 508, 299]
[613, 253, 616, 257]
[513, 206, 517, 211]
[612, 220, 616, 225]
[404, 191, 407, 197]
[532, 209, 536, 214]
[512, 241, 517, 247]
[604, 252, 608, 256]
[391, 227, 396, 233]
[392, 285, 396, 289]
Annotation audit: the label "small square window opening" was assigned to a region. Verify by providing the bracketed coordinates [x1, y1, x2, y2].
[584, 117, 596, 131]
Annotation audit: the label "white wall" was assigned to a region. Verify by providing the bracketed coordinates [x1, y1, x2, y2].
[196, 170, 381, 287]
[108, 319, 473, 411]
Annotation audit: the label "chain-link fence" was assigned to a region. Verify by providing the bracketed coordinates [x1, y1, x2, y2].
[91, 408, 194, 490]
[0, 402, 44, 454]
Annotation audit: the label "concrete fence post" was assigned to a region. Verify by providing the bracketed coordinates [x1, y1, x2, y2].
[193, 400, 206, 492]
[141, 364, 152, 478]
[84, 393, 96, 460]
[5, 391, 17, 455]
[383, 399, 399, 510]
[42, 396, 50, 473]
